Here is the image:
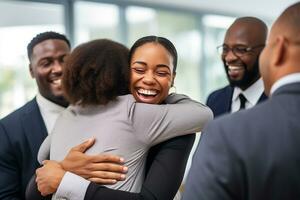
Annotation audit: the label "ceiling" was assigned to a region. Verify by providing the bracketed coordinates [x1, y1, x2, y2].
[134, 0, 299, 23]
[0, 0, 298, 27]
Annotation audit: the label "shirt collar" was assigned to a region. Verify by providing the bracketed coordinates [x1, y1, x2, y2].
[36, 93, 65, 113]
[270, 73, 300, 95]
[232, 78, 264, 106]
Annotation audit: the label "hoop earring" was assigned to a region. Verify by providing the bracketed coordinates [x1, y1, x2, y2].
[169, 85, 177, 94]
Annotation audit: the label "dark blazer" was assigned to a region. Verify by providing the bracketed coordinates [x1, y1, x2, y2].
[206, 85, 267, 117]
[0, 98, 48, 200]
[183, 82, 300, 200]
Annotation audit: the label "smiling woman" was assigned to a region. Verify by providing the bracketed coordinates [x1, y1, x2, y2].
[26, 37, 213, 200]
[129, 36, 177, 104]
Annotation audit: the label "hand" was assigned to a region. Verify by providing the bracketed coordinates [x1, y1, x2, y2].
[60, 138, 128, 185]
[36, 160, 66, 196]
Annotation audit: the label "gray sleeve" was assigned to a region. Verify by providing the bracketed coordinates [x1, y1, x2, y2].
[37, 135, 51, 164]
[130, 93, 213, 145]
[52, 172, 90, 200]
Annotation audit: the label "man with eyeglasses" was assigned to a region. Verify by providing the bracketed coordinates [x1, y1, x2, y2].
[183, 2, 300, 199]
[206, 17, 268, 117]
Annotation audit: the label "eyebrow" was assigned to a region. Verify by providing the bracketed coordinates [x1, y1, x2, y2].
[132, 61, 170, 69]
[156, 65, 171, 70]
[223, 43, 249, 47]
[39, 53, 67, 60]
[132, 61, 147, 66]
[37, 54, 68, 64]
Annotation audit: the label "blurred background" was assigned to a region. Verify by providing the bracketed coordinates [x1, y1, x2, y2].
[0, 0, 298, 118]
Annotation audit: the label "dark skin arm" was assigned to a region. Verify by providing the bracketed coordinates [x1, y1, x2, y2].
[26, 139, 127, 199]
[26, 135, 195, 200]
[84, 134, 195, 200]
[60, 138, 127, 184]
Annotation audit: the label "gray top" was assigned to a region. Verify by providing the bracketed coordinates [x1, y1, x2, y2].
[38, 94, 213, 194]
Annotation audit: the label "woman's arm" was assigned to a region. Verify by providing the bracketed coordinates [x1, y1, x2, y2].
[84, 134, 195, 200]
[26, 135, 195, 200]
[131, 93, 212, 145]
[26, 139, 127, 200]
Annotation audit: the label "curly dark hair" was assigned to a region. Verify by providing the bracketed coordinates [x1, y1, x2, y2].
[27, 31, 70, 60]
[62, 39, 130, 106]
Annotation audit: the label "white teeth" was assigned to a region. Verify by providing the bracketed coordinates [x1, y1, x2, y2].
[52, 79, 61, 85]
[228, 66, 243, 72]
[137, 89, 157, 96]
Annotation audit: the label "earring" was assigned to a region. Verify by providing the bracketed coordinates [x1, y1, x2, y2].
[169, 85, 177, 94]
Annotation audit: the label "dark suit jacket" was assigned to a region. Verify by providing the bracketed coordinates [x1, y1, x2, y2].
[0, 98, 47, 199]
[206, 85, 267, 117]
[183, 82, 300, 200]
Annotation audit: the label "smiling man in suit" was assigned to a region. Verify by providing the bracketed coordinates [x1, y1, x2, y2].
[183, 2, 300, 199]
[0, 32, 128, 200]
[207, 17, 268, 117]
[0, 31, 71, 199]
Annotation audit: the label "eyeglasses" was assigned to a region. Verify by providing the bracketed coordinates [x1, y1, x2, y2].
[217, 44, 265, 57]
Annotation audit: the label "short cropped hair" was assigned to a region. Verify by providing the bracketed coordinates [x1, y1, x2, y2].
[62, 39, 130, 106]
[27, 31, 71, 60]
[129, 36, 178, 73]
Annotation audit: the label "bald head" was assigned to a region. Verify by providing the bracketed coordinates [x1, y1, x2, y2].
[274, 2, 300, 40]
[226, 17, 268, 46]
[259, 2, 300, 95]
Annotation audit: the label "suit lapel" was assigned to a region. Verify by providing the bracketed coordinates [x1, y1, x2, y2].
[258, 92, 268, 103]
[224, 86, 234, 113]
[21, 99, 48, 159]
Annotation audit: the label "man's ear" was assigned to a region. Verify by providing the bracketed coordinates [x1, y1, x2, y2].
[272, 36, 286, 67]
[29, 64, 34, 78]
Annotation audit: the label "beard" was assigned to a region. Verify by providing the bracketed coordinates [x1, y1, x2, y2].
[225, 56, 260, 89]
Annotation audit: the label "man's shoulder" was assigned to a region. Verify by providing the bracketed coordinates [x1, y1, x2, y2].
[207, 85, 232, 99]
[207, 100, 270, 134]
[1, 98, 39, 124]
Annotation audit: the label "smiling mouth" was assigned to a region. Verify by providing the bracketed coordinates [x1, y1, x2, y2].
[227, 65, 245, 79]
[135, 88, 160, 102]
[228, 65, 244, 73]
[137, 88, 158, 96]
[51, 79, 62, 86]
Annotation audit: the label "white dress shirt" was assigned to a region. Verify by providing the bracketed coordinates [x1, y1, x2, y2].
[231, 78, 264, 113]
[36, 93, 65, 134]
[270, 73, 300, 95]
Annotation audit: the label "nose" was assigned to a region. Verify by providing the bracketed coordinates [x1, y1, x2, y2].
[142, 71, 156, 85]
[224, 49, 238, 63]
[51, 60, 63, 74]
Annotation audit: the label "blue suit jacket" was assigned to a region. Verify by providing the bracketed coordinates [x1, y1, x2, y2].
[183, 82, 300, 200]
[206, 85, 268, 117]
[0, 98, 47, 199]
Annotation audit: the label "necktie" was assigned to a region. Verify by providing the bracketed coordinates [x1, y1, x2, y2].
[239, 93, 247, 110]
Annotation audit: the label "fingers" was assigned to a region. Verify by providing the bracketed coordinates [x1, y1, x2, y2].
[91, 154, 124, 163]
[42, 160, 50, 165]
[91, 170, 126, 181]
[89, 163, 128, 173]
[71, 138, 95, 153]
[88, 176, 122, 185]
[78, 163, 128, 180]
